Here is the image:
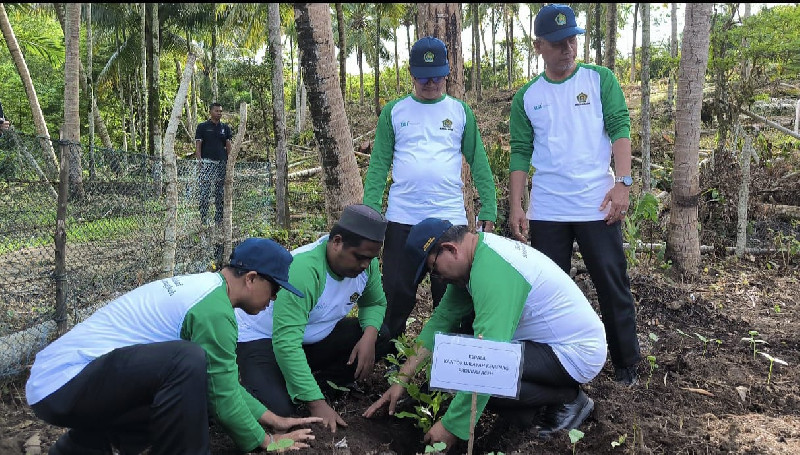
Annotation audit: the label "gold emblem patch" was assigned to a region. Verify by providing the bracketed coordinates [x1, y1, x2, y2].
[556, 13, 567, 26]
[424, 51, 435, 63]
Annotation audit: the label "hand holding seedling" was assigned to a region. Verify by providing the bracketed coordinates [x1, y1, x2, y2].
[424, 421, 457, 452]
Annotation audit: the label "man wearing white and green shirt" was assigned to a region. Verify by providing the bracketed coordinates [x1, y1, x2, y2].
[363, 36, 497, 344]
[26, 238, 321, 455]
[364, 218, 606, 447]
[237, 204, 388, 433]
[507, 4, 641, 386]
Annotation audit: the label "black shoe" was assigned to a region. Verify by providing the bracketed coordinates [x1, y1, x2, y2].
[614, 365, 639, 386]
[537, 390, 594, 438]
[502, 406, 546, 429]
[49, 431, 113, 455]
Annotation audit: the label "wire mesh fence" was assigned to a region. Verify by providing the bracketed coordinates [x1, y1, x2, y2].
[0, 131, 275, 380]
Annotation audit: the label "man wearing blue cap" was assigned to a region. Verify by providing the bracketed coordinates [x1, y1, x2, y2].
[236, 204, 389, 433]
[363, 36, 497, 345]
[364, 217, 607, 445]
[26, 238, 321, 454]
[507, 3, 641, 386]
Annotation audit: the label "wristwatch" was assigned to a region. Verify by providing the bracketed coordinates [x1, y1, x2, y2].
[615, 175, 633, 187]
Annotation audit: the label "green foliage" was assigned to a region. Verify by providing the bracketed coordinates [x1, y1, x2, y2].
[769, 222, 800, 268]
[645, 355, 658, 389]
[385, 334, 452, 434]
[622, 192, 660, 267]
[569, 429, 585, 454]
[267, 436, 295, 452]
[424, 442, 447, 454]
[741, 330, 767, 360]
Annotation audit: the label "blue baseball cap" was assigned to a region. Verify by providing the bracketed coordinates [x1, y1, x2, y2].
[405, 218, 454, 284]
[534, 4, 585, 42]
[230, 238, 304, 297]
[409, 36, 450, 79]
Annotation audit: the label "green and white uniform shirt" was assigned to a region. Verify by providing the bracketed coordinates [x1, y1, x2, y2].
[417, 232, 607, 440]
[509, 63, 631, 221]
[26, 272, 268, 452]
[236, 235, 387, 403]
[363, 94, 497, 225]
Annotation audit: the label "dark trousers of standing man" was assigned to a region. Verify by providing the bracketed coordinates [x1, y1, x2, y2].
[199, 159, 227, 225]
[529, 220, 641, 370]
[31, 341, 210, 455]
[379, 222, 449, 342]
[236, 317, 366, 417]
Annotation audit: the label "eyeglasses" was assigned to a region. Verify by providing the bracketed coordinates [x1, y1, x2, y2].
[429, 248, 442, 278]
[416, 76, 445, 85]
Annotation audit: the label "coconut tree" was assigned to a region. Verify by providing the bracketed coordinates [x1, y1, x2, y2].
[294, 3, 363, 224]
[667, 3, 712, 276]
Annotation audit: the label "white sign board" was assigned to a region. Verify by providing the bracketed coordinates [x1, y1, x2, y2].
[429, 333, 523, 398]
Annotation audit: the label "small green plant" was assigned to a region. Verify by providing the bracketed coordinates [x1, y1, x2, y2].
[611, 433, 627, 448]
[622, 192, 660, 267]
[569, 429, 585, 454]
[741, 330, 767, 359]
[694, 333, 722, 356]
[769, 221, 800, 267]
[424, 442, 447, 454]
[646, 355, 658, 389]
[326, 380, 350, 392]
[385, 335, 452, 433]
[267, 436, 295, 452]
[774, 304, 781, 313]
[758, 352, 788, 384]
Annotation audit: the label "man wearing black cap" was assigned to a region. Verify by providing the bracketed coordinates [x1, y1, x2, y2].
[364, 217, 607, 445]
[363, 35, 497, 345]
[27, 238, 321, 454]
[507, 3, 641, 386]
[236, 204, 389, 433]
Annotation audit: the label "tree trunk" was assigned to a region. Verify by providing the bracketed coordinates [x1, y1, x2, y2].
[64, 2, 83, 199]
[667, 3, 678, 107]
[161, 53, 196, 278]
[640, 3, 652, 193]
[140, 3, 148, 154]
[416, 3, 477, 232]
[147, 3, 162, 196]
[294, 3, 364, 225]
[86, 3, 96, 180]
[594, 4, 602, 66]
[584, 6, 592, 64]
[269, 3, 290, 229]
[666, 3, 712, 277]
[374, 7, 382, 117]
[630, 3, 638, 83]
[474, 4, 482, 102]
[336, 3, 347, 100]
[221, 102, 248, 262]
[0, 3, 59, 176]
[604, 3, 617, 72]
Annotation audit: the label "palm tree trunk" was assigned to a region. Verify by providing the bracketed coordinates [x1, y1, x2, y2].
[0, 3, 59, 176]
[604, 3, 617, 72]
[147, 3, 162, 196]
[294, 3, 364, 224]
[667, 3, 678, 107]
[667, 3, 712, 276]
[640, 3, 652, 193]
[269, 3, 290, 229]
[86, 3, 96, 180]
[64, 2, 83, 199]
[630, 3, 638, 83]
[336, 3, 347, 100]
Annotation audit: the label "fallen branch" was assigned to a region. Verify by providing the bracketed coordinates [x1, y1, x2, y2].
[739, 107, 800, 140]
[288, 166, 321, 179]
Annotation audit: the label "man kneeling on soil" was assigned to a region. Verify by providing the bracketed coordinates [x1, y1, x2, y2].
[236, 204, 390, 433]
[26, 238, 322, 455]
[364, 218, 607, 448]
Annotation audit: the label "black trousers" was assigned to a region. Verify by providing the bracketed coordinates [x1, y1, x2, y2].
[529, 220, 641, 368]
[488, 341, 580, 410]
[236, 317, 366, 417]
[380, 221, 449, 341]
[199, 160, 226, 224]
[31, 340, 210, 455]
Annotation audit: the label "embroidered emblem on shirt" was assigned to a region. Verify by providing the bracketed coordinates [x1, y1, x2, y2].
[349, 292, 361, 305]
[424, 51, 435, 63]
[556, 13, 567, 26]
[575, 92, 590, 106]
[440, 118, 454, 131]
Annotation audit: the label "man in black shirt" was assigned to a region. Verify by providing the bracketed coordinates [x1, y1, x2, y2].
[195, 102, 232, 225]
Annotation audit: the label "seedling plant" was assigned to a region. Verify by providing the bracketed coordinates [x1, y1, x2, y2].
[569, 429, 585, 454]
[694, 332, 722, 356]
[646, 355, 658, 389]
[741, 330, 767, 359]
[758, 352, 788, 384]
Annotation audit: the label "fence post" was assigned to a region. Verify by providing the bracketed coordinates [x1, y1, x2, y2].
[54, 131, 70, 334]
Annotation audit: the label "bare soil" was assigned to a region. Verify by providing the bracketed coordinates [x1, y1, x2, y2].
[2, 86, 799, 454]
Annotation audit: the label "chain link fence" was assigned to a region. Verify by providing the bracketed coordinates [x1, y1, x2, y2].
[0, 131, 274, 380]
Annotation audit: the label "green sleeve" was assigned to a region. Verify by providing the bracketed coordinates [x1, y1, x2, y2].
[363, 99, 401, 212]
[182, 286, 266, 452]
[356, 258, 387, 330]
[272, 261, 326, 403]
[439, 237, 532, 440]
[509, 81, 536, 173]
[458, 100, 497, 223]
[597, 65, 631, 142]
